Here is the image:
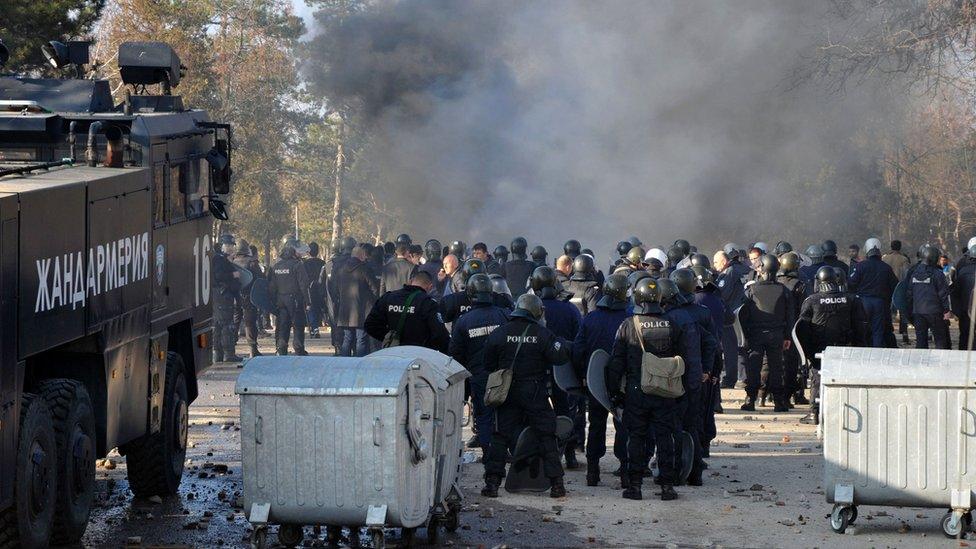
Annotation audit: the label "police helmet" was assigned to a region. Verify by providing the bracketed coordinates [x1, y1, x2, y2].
[581, 248, 594, 257]
[674, 239, 691, 257]
[805, 244, 824, 263]
[666, 246, 684, 266]
[657, 277, 683, 306]
[280, 233, 296, 248]
[689, 253, 710, 268]
[511, 237, 528, 255]
[219, 233, 236, 246]
[493, 245, 510, 260]
[236, 240, 251, 256]
[466, 273, 494, 304]
[488, 273, 511, 297]
[816, 266, 838, 292]
[511, 293, 545, 322]
[822, 239, 838, 257]
[616, 241, 633, 257]
[395, 233, 412, 246]
[774, 241, 793, 256]
[759, 254, 780, 279]
[563, 239, 582, 258]
[968, 236, 976, 255]
[461, 258, 487, 282]
[530, 245, 548, 264]
[923, 245, 941, 266]
[690, 265, 714, 288]
[834, 267, 848, 292]
[425, 239, 443, 260]
[626, 246, 646, 267]
[627, 269, 651, 289]
[572, 254, 595, 276]
[600, 273, 629, 304]
[779, 252, 799, 274]
[864, 237, 882, 258]
[449, 240, 466, 258]
[633, 278, 663, 314]
[670, 268, 698, 295]
[754, 242, 769, 254]
[645, 247, 668, 266]
[628, 236, 643, 248]
[279, 245, 297, 259]
[723, 242, 741, 259]
[340, 236, 357, 254]
[530, 266, 557, 292]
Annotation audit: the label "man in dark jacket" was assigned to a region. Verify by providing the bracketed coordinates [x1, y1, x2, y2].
[334, 246, 379, 357]
[714, 250, 749, 389]
[565, 254, 602, 316]
[364, 271, 449, 353]
[691, 266, 730, 454]
[848, 238, 899, 348]
[213, 234, 243, 362]
[504, 237, 536, 298]
[739, 255, 794, 412]
[953, 240, 976, 351]
[304, 242, 327, 339]
[608, 278, 699, 501]
[268, 244, 311, 356]
[572, 273, 630, 486]
[907, 245, 952, 349]
[481, 293, 573, 499]
[450, 274, 511, 451]
[233, 240, 264, 358]
[775, 252, 808, 405]
[380, 243, 419, 295]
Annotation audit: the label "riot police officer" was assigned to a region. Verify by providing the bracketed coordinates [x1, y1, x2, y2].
[572, 273, 630, 486]
[232, 240, 264, 358]
[820, 240, 848, 272]
[796, 267, 868, 423]
[487, 245, 508, 276]
[613, 241, 633, 270]
[564, 239, 582, 259]
[504, 237, 535, 298]
[440, 259, 513, 323]
[608, 278, 700, 501]
[364, 271, 449, 352]
[775, 252, 807, 405]
[739, 254, 794, 412]
[213, 234, 243, 362]
[565, 254, 602, 316]
[531, 245, 549, 267]
[848, 237, 898, 347]
[449, 274, 510, 450]
[907, 245, 952, 349]
[952, 239, 976, 351]
[268, 244, 311, 356]
[419, 239, 446, 298]
[691, 265, 731, 447]
[714, 250, 749, 389]
[449, 240, 467, 261]
[304, 242, 327, 339]
[481, 293, 572, 499]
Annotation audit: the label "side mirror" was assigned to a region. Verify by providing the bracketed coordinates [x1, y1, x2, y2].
[208, 196, 229, 221]
[207, 141, 231, 194]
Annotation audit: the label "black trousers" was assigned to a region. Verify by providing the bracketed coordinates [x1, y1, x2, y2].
[783, 346, 800, 395]
[677, 386, 703, 477]
[213, 290, 237, 359]
[720, 326, 739, 388]
[914, 313, 950, 349]
[623, 386, 677, 484]
[959, 313, 973, 351]
[236, 303, 260, 347]
[586, 393, 627, 464]
[808, 367, 821, 416]
[274, 296, 307, 355]
[745, 329, 785, 399]
[484, 380, 563, 480]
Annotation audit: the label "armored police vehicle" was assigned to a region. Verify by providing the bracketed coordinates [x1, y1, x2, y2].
[0, 40, 232, 547]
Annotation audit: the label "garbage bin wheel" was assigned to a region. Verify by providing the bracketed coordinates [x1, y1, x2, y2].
[942, 510, 972, 538]
[278, 524, 304, 547]
[444, 504, 461, 532]
[848, 506, 858, 525]
[370, 527, 385, 549]
[250, 526, 268, 549]
[829, 505, 852, 534]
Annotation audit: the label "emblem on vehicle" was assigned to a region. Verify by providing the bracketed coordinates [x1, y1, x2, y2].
[156, 244, 165, 285]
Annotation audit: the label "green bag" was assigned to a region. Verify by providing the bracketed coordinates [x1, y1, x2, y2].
[633, 317, 685, 398]
[484, 325, 531, 408]
[382, 291, 421, 348]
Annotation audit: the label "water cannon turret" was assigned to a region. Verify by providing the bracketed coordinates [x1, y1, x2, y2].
[118, 42, 184, 95]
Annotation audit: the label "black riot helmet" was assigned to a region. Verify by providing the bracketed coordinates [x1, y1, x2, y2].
[530, 265, 557, 292]
[779, 252, 799, 274]
[656, 277, 683, 306]
[759, 254, 780, 280]
[627, 269, 651, 289]
[219, 233, 236, 246]
[493, 245, 509, 261]
[395, 233, 412, 246]
[633, 278, 663, 314]
[425, 239, 443, 260]
[922, 245, 941, 266]
[690, 265, 714, 289]
[626, 246, 646, 267]
[834, 267, 848, 291]
[673, 239, 691, 258]
[511, 293, 545, 322]
[383, 242, 395, 256]
[466, 273, 494, 304]
[563, 239, 582, 258]
[488, 273, 511, 297]
[628, 236, 643, 247]
[531, 245, 548, 264]
[774, 241, 793, 256]
[616, 241, 633, 257]
[666, 245, 684, 266]
[461, 258, 487, 283]
[816, 266, 839, 292]
[511, 237, 528, 256]
[236, 240, 251, 256]
[689, 253, 710, 268]
[822, 239, 838, 257]
[805, 244, 823, 264]
[279, 245, 297, 259]
[340, 236, 357, 254]
[449, 240, 466, 258]
[670, 268, 698, 295]
[572, 254, 595, 277]
[599, 273, 629, 305]
[581, 248, 594, 257]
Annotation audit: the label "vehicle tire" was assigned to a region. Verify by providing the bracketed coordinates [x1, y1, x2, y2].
[0, 394, 58, 549]
[278, 524, 303, 547]
[829, 505, 851, 534]
[122, 352, 189, 497]
[38, 379, 96, 544]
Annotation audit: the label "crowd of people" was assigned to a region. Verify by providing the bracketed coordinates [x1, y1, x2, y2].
[209, 232, 976, 502]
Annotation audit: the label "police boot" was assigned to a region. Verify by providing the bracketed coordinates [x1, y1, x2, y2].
[793, 390, 809, 405]
[586, 460, 600, 486]
[687, 468, 703, 487]
[740, 396, 756, 412]
[549, 477, 567, 498]
[223, 353, 244, 363]
[659, 484, 678, 501]
[249, 345, 262, 358]
[481, 475, 501, 498]
[622, 474, 642, 500]
[773, 397, 790, 413]
[759, 389, 767, 407]
[564, 445, 580, 470]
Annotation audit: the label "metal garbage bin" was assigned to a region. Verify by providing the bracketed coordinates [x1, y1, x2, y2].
[821, 346, 976, 537]
[235, 348, 470, 548]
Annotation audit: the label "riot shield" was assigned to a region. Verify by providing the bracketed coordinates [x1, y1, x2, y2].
[587, 349, 622, 419]
[733, 305, 746, 347]
[677, 430, 694, 485]
[791, 319, 810, 366]
[504, 427, 550, 493]
[554, 362, 583, 395]
[233, 263, 254, 289]
[891, 279, 909, 314]
[250, 278, 274, 314]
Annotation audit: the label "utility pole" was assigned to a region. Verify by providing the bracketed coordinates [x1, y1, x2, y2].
[329, 112, 345, 252]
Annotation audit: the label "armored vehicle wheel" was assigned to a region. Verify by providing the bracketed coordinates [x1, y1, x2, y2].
[829, 505, 852, 534]
[278, 524, 303, 547]
[942, 510, 972, 538]
[38, 379, 96, 544]
[122, 352, 188, 497]
[0, 394, 58, 549]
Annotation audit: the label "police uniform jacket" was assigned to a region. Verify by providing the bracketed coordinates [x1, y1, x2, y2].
[717, 261, 748, 309]
[607, 309, 701, 397]
[364, 284, 449, 353]
[503, 258, 536, 297]
[565, 277, 602, 317]
[268, 257, 310, 306]
[541, 297, 582, 341]
[380, 257, 419, 295]
[571, 302, 630, 379]
[482, 317, 571, 382]
[740, 280, 794, 335]
[674, 295, 718, 382]
[848, 256, 898, 301]
[951, 256, 976, 318]
[693, 289, 729, 378]
[439, 291, 514, 323]
[776, 272, 808, 314]
[304, 256, 326, 309]
[213, 252, 241, 296]
[907, 264, 950, 315]
[449, 303, 510, 376]
[797, 290, 868, 362]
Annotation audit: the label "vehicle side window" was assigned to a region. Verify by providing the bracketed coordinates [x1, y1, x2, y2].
[153, 164, 166, 227]
[185, 159, 205, 218]
[169, 163, 186, 223]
